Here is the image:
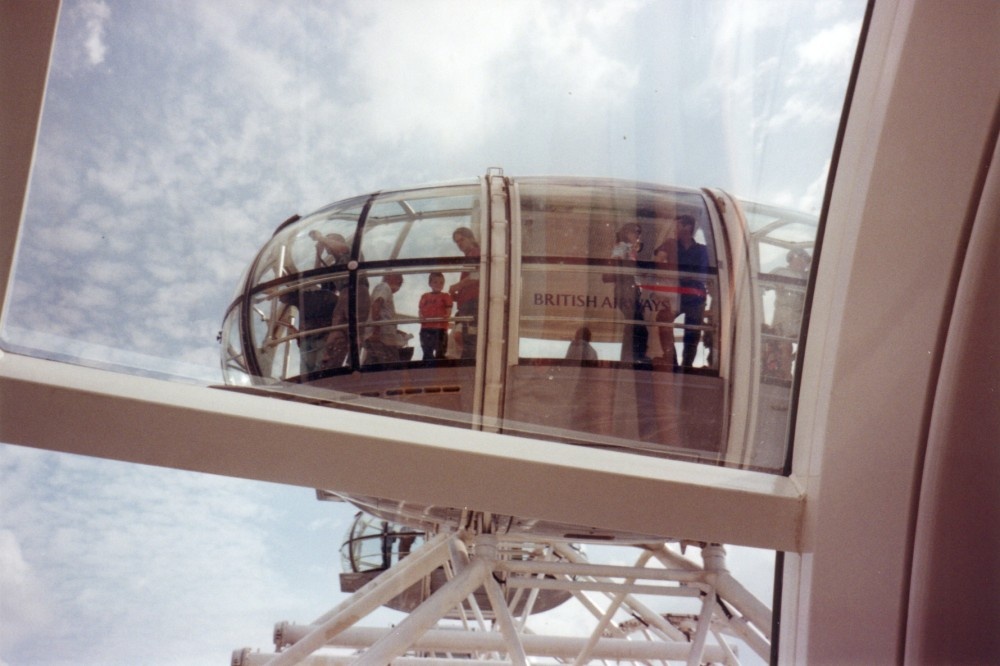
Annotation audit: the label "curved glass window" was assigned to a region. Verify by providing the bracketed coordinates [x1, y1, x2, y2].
[253, 201, 365, 287]
[228, 184, 485, 418]
[507, 180, 725, 460]
[746, 203, 816, 382]
[220, 307, 250, 387]
[340, 513, 424, 574]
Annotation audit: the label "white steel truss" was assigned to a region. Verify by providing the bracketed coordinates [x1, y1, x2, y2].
[232, 526, 770, 665]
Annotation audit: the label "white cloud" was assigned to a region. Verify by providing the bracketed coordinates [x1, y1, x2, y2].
[797, 21, 863, 69]
[800, 159, 832, 213]
[80, 0, 111, 66]
[53, 0, 111, 72]
[0, 445, 344, 664]
[84, 259, 137, 286]
[0, 529, 54, 654]
[761, 95, 843, 134]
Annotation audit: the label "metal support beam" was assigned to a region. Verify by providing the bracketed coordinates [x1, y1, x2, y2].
[241, 626, 733, 663]
[0, 352, 802, 551]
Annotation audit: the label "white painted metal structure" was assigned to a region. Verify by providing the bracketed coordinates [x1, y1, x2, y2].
[232, 531, 770, 665]
[2, 1, 999, 663]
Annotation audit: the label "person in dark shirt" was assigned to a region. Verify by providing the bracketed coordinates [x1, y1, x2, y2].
[311, 231, 371, 370]
[287, 231, 350, 375]
[676, 215, 708, 368]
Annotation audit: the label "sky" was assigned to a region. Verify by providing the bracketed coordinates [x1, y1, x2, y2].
[0, 1, 865, 663]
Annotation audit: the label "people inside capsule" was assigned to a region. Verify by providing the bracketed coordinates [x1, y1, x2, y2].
[766, 247, 811, 378]
[309, 229, 351, 264]
[675, 214, 709, 368]
[283, 230, 351, 374]
[608, 222, 649, 363]
[448, 227, 481, 359]
[418, 271, 452, 361]
[364, 273, 407, 365]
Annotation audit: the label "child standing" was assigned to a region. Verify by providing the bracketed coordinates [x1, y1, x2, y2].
[418, 272, 453, 360]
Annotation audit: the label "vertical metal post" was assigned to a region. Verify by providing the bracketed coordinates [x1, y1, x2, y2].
[480, 169, 511, 430]
[478, 536, 528, 666]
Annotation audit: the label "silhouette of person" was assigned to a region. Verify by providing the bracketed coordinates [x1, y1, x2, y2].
[565, 326, 598, 362]
[289, 231, 349, 374]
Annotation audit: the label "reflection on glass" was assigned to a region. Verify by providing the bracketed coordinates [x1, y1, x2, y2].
[516, 180, 718, 368]
[509, 181, 725, 461]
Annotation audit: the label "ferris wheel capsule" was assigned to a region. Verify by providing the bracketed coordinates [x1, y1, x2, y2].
[220, 170, 814, 537]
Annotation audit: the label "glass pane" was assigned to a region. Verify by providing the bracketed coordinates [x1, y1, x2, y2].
[518, 265, 720, 368]
[243, 206, 371, 379]
[518, 181, 718, 367]
[247, 288, 297, 380]
[513, 263, 725, 461]
[511, 181, 724, 462]
[519, 180, 711, 262]
[382, 268, 468, 364]
[360, 187, 481, 262]
[254, 207, 362, 288]
[277, 274, 350, 377]
[358, 270, 411, 367]
[241, 236, 487, 414]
